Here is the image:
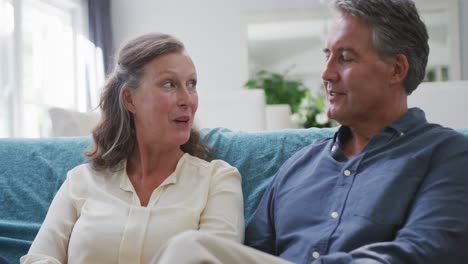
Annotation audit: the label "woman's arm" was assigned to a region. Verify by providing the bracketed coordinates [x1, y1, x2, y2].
[20, 175, 78, 264]
[198, 161, 244, 243]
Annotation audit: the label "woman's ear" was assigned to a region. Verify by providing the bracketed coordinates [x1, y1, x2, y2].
[390, 54, 409, 85]
[122, 88, 136, 114]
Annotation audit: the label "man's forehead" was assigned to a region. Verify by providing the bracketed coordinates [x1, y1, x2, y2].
[324, 15, 373, 51]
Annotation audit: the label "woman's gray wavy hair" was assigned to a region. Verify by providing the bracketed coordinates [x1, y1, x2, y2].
[86, 33, 213, 170]
[332, 0, 429, 94]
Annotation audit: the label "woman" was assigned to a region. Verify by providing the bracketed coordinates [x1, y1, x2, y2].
[21, 33, 244, 263]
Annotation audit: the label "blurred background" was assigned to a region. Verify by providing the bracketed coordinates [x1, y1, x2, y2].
[1, 0, 466, 137]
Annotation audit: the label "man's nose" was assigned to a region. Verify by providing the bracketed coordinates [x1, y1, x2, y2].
[321, 58, 339, 84]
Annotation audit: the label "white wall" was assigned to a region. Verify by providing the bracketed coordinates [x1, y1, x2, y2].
[111, 0, 468, 94]
[111, 0, 325, 92]
[111, 0, 247, 91]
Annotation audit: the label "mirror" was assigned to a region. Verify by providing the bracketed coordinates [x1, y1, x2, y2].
[245, 0, 461, 92]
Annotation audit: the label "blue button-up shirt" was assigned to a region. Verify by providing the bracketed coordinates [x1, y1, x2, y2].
[245, 108, 468, 264]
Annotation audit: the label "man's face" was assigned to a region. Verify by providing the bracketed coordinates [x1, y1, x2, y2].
[321, 14, 396, 126]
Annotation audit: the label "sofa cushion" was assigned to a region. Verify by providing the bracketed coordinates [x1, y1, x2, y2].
[0, 137, 90, 262]
[202, 127, 337, 224]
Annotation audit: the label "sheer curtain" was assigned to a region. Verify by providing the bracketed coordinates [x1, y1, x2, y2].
[0, 0, 14, 137]
[0, 0, 114, 137]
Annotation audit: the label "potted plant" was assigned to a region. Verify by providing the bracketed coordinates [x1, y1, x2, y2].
[244, 69, 336, 129]
[290, 90, 335, 128]
[244, 70, 307, 114]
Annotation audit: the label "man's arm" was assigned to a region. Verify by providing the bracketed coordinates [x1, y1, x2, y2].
[245, 178, 278, 255]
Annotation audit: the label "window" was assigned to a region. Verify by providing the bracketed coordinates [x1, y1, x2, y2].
[0, 0, 14, 137]
[0, 0, 91, 137]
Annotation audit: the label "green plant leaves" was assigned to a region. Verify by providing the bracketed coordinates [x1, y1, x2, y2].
[244, 70, 307, 113]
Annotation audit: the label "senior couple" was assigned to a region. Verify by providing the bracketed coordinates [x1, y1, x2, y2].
[21, 0, 468, 263]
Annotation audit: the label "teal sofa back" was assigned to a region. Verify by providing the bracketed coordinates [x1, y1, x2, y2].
[1, 127, 467, 263]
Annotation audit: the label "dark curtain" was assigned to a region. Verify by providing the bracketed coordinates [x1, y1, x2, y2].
[87, 0, 114, 75]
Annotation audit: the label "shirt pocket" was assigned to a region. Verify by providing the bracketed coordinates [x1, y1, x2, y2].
[348, 157, 426, 226]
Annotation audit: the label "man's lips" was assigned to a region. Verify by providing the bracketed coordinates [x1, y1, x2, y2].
[328, 90, 347, 96]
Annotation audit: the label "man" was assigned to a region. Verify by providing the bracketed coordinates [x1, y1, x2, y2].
[154, 0, 468, 263]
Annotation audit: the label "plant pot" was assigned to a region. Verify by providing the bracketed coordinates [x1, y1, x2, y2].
[265, 104, 293, 130]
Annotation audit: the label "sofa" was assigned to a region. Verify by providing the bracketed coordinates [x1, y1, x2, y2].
[1, 126, 468, 263]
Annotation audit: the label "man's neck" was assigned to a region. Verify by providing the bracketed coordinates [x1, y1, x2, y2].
[342, 108, 408, 158]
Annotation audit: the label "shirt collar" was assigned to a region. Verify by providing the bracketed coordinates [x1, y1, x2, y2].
[119, 154, 187, 192]
[119, 160, 134, 192]
[332, 107, 427, 145]
[386, 107, 427, 134]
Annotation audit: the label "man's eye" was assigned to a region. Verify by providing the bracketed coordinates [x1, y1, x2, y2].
[340, 56, 353, 63]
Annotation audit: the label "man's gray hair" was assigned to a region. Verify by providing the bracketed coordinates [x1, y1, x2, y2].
[333, 0, 429, 94]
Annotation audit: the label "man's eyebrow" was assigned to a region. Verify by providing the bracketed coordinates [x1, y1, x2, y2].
[322, 46, 359, 58]
[339, 47, 355, 53]
[323, 47, 358, 54]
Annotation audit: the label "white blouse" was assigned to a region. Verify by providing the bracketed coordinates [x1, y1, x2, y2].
[21, 153, 244, 264]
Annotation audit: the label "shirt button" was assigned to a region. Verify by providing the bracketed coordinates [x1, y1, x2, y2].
[331, 211, 339, 219]
[343, 170, 351, 176]
[312, 251, 320, 259]
[400, 132, 405, 136]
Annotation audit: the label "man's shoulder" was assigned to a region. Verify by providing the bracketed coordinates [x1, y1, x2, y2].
[273, 137, 333, 180]
[418, 124, 468, 146]
[410, 124, 468, 163]
[290, 136, 333, 159]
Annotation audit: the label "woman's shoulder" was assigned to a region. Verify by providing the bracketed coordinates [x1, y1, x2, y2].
[183, 153, 238, 172]
[180, 154, 241, 186]
[66, 162, 123, 187]
[68, 163, 101, 179]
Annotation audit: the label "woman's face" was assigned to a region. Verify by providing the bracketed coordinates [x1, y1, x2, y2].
[124, 51, 198, 149]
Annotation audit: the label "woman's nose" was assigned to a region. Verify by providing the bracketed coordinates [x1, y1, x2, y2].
[176, 86, 193, 107]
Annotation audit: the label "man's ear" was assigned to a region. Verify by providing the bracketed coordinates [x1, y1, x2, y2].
[390, 54, 409, 85]
[122, 88, 136, 114]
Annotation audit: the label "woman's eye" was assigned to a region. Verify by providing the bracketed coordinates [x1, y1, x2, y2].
[187, 80, 197, 89]
[162, 81, 175, 88]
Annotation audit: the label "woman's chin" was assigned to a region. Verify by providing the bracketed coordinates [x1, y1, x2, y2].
[175, 134, 191, 146]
